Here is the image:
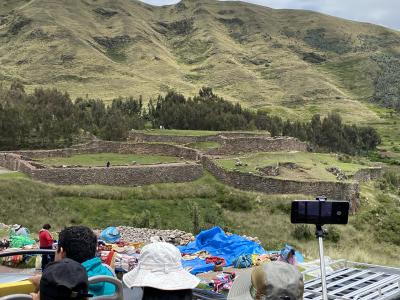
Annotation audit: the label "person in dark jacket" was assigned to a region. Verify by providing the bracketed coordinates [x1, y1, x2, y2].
[39, 224, 54, 270]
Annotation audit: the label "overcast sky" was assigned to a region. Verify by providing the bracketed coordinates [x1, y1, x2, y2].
[140, 0, 400, 30]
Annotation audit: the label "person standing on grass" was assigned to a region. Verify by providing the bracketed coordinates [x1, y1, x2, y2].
[39, 224, 54, 270]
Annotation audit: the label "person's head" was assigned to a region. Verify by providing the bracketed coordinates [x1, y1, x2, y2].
[288, 249, 295, 259]
[40, 258, 91, 300]
[123, 242, 199, 297]
[56, 226, 97, 263]
[43, 224, 51, 230]
[281, 245, 295, 261]
[228, 261, 304, 300]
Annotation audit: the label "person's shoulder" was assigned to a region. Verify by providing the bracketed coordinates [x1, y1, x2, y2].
[100, 263, 115, 276]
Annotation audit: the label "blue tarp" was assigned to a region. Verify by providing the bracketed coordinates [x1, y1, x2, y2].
[179, 227, 266, 274]
[179, 227, 305, 274]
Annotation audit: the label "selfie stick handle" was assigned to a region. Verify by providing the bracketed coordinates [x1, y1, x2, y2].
[316, 224, 328, 300]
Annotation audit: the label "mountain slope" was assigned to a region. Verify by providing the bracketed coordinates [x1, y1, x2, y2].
[1, 0, 400, 122]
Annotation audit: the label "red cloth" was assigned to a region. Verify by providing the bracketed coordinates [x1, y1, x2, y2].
[39, 229, 53, 248]
[205, 256, 226, 266]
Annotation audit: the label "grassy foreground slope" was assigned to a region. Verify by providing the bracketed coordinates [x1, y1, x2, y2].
[1, 0, 400, 122]
[0, 171, 399, 267]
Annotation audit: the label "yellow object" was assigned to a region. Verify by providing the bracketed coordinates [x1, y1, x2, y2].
[0, 280, 35, 296]
[252, 254, 259, 265]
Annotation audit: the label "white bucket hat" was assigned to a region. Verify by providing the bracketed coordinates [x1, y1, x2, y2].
[123, 242, 200, 290]
[228, 261, 304, 300]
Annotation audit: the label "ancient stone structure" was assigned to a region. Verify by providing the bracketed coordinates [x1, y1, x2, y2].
[1, 137, 383, 212]
[129, 131, 307, 155]
[32, 163, 203, 186]
[256, 165, 280, 176]
[128, 131, 271, 144]
[207, 137, 307, 155]
[202, 156, 360, 211]
[12, 141, 201, 161]
[352, 167, 384, 182]
[0, 143, 203, 186]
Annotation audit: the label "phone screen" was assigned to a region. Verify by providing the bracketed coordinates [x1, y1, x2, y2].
[291, 200, 349, 224]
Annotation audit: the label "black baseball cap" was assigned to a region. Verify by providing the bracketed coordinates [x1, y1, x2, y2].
[40, 258, 93, 300]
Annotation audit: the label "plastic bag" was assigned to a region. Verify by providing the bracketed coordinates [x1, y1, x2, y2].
[232, 254, 253, 268]
[10, 235, 36, 248]
[35, 255, 42, 270]
[99, 227, 121, 243]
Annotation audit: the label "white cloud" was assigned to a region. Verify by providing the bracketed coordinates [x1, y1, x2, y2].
[139, 0, 400, 30]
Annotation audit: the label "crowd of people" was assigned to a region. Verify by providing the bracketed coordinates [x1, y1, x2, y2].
[3, 224, 304, 300]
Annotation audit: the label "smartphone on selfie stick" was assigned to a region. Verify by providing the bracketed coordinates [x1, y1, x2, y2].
[291, 197, 350, 300]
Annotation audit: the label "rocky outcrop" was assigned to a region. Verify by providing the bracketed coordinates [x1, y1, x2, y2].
[118, 227, 195, 246]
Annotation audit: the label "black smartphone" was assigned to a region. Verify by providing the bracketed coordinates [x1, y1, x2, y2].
[291, 200, 349, 225]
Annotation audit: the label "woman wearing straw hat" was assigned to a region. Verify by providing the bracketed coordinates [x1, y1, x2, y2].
[123, 242, 200, 300]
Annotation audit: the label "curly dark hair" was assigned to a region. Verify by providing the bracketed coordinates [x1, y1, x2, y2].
[43, 224, 51, 230]
[58, 226, 97, 263]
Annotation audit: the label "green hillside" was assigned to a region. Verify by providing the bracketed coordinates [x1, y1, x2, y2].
[1, 0, 400, 123]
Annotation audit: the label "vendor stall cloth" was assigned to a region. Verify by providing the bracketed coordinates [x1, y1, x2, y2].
[178, 227, 266, 275]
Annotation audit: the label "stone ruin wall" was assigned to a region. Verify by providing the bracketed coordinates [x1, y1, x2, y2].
[128, 132, 307, 155]
[11, 141, 201, 161]
[128, 132, 220, 144]
[1, 140, 385, 212]
[128, 131, 272, 144]
[202, 156, 360, 211]
[352, 167, 384, 182]
[31, 163, 203, 187]
[0, 143, 203, 186]
[207, 137, 308, 155]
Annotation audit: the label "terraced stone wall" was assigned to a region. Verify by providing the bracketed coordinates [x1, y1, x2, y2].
[207, 137, 308, 155]
[128, 132, 307, 155]
[11, 141, 201, 161]
[31, 163, 203, 186]
[352, 167, 384, 182]
[202, 156, 360, 211]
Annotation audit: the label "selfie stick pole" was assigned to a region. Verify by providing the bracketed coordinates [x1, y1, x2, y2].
[316, 224, 328, 300]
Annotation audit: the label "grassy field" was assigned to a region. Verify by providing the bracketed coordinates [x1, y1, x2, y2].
[135, 130, 220, 136]
[0, 171, 399, 267]
[39, 153, 180, 167]
[368, 108, 400, 162]
[1, 0, 399, 126]
[216, 152, 372, 181]
[186, 141, 221, 150]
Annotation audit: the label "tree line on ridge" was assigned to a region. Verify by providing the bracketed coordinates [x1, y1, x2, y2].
[0, 83, 380, 155]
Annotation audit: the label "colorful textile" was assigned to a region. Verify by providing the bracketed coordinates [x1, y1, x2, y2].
[210, 272, 236, 293]
[232, 254, 253, 268]
[179, 227, 266, 274]
[9, 235, 35, 248]
[205, 256, 226, 267]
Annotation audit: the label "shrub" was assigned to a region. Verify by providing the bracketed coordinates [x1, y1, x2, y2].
[217, 192, 252, 212]
[292, 225, 313, 240]
[325, 226, 341, 243]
